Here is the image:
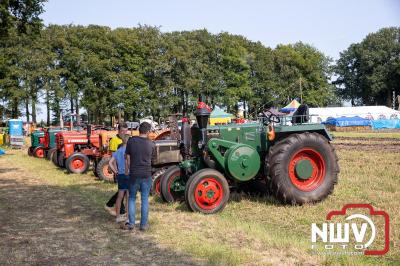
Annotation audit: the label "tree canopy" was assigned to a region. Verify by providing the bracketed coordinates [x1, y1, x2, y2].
[1, 23, 336, 124]
[334, 27, 400, 106]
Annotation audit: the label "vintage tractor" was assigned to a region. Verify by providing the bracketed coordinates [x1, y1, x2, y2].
[55, 128, 104, 174]
[43, 128, 64, 161]
[55, 124, 175, 177]
[148, 114, 184, 195]
[93, 127, 175, 182]
[28, 130, 45, 158]
[159, 100, 339, 214]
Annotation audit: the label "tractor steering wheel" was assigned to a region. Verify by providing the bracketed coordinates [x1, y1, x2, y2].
[268, 114, 280, 124]
[261, 110, 281, 125]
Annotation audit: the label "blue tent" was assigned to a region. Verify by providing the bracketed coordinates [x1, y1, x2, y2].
[323, 116, 371, 127]
[371, 119, 400, 129]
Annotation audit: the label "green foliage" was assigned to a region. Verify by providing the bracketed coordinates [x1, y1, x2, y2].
[1, 23, 336, 123]
[335, 27, 400, 106]
[0, 0, 47, 120]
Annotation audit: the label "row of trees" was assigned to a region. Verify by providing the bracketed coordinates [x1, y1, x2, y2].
[1, 24, 335, 124]
[335, 27, 400, 107]
[1, 1, 398, 125]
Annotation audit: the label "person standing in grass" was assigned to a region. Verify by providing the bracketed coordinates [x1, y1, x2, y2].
[104, 123, 128, 216]
[109, 134, 130, 223]
[123, 122, 154, 231]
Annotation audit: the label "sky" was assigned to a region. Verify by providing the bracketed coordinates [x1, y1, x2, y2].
[34, 0, 400, 121]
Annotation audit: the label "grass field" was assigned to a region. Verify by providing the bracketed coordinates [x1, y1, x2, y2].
[0, 132, 399, 265]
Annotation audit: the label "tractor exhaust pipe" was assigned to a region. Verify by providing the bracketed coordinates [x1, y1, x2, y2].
[181, 117, 191, 159]
[86, 124, 92, 146]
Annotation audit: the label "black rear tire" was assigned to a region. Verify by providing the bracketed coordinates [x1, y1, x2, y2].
[65, 153, 90, 174]
[57, 152, 65, 168]
[267, 132, 339, 205]
[52, 151, 59, 166]
[96, 157, 114, 182]
[185, 168, 230, 214]
[28, 146, 34, 156]
[46, 148, 56, 161]
[151, 167, 168, 197]
[160, 165, 185, 203]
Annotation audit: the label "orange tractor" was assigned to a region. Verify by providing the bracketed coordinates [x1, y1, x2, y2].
[54, 125, 172, 180]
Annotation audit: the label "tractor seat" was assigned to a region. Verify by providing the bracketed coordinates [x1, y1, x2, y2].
[291, 104, 309, 124]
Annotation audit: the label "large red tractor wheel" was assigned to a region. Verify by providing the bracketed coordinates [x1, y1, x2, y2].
[96, 157, 114, 182]
[267, 132, 339, 205]
[185, 168, 230, 214]
[66, 153, 90, 174]
[46, 148, 57, 161]
[33, 147, 45, 158]
[160, 165, 186, 202]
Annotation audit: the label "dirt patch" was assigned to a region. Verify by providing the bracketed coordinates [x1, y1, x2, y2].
[334, 136, 400, 142]
[333, 142, 400, 152]
[0, 158, 202, 265]
[333, 137, 400, 152]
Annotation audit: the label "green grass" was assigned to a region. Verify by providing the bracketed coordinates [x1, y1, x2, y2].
[2, 146, 400, 265]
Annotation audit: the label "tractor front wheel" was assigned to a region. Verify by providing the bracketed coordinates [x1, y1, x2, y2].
[46, 148, 57, 161]
[33, 147, 45, 158]
[267, 132, 339, 205]
[160, 166, 186, 202]
[96, 157, 114, 182]
[185, 168, 230, 214]
[66, 153, 90, 174]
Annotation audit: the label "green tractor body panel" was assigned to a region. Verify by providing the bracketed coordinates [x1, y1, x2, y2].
[208, 138, 260, 181]
[208, 123, 266, 152]
[47, 128, 63, 149]
[31, 130, 45, 148]
[274, 123, 332, 141]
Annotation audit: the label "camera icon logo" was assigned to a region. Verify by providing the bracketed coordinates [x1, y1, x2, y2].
[311, 203, 390, 255]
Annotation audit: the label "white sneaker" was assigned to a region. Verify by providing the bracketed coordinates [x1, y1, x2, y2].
[116, 215, 127, 223]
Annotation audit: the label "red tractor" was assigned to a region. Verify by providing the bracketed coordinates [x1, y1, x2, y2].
[54, 129, 98, 172]
[55, 125, 174, 177]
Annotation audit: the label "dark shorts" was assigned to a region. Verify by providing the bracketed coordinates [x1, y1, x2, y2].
[117, 174, 129, 190]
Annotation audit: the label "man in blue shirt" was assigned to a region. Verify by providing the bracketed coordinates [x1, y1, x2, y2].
[109, 135, 130, 223]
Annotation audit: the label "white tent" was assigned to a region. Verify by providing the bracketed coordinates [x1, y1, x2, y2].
[309, 106, 400, 123]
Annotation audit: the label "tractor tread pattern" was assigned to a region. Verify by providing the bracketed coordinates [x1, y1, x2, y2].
[96, 157, 114, 182]
[266, 132, 339, 205]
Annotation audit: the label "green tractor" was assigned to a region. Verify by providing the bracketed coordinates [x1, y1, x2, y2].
[43, 127, 64, 161]
[28, 130, 45, 158]
[159, 100, 339, 214]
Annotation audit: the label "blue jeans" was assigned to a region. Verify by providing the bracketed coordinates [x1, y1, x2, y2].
[128, 177, 152, 228]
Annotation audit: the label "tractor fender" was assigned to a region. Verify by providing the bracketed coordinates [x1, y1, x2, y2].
[64, 143, 75, 158]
